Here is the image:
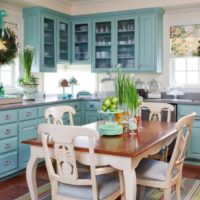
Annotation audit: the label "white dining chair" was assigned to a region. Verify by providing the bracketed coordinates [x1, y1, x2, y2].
[136, 112, 196, 200]
[39, 123, 124, 200]
[45, 105, 76, 125]
[139, 102, 174, 161]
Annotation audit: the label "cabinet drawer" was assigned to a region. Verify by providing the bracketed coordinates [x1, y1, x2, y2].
[0, 123, 18, 139]
[0, 137, 17, 154]
[0, 110, 18, 125]
[179, 105, 200, 117]
[85, 101, 100, 111]
[67, 101, 81, 112]
[19, 107, 37, 121]
[38, 105, 50, 118]
[0, 151, 17, 174]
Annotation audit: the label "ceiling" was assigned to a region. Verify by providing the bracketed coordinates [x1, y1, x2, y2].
[1, 0, 200, 13]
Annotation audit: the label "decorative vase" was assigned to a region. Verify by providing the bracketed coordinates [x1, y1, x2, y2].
[20, 84, 38, 100]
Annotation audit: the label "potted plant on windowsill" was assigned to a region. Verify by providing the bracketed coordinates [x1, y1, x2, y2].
[18, 46, 38, 100]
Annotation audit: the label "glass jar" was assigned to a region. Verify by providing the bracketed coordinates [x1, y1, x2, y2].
[100, 72, 115, 99]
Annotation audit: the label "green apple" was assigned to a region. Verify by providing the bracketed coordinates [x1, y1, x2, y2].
[111, 96, 118, 105]
[103, 98, 111, 108]
[101, 105, 108, 112]
[109, 104, 117, 112]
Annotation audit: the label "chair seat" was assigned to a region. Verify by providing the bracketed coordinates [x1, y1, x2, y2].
[58, 172, 120, 200]
[136, 158, 177, 182]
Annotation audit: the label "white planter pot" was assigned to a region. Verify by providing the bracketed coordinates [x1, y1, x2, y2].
[20, 84, 38, 100]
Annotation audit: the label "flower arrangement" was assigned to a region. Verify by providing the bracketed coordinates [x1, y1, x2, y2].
[18, 45, 38, 85]
[115, 68, 140, 116]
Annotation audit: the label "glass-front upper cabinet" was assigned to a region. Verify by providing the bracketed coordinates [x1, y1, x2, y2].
[43, 16, 56, 71]
[72, 22, 91, 64]
[57, 18, 69, 63]
[116, 18, 137, 71]
[92, 20, 113, 72]
[92, 17, 137, 72]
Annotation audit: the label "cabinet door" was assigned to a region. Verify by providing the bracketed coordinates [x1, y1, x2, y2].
[85, 111, 100, 124]
[18, 120, 37, 169]
[41, 13, 56, 72]
[138, 14, 155, 72]
[115, 17, 138, 72]
[72, 22, 91, 64]
[92, 20, 114, 72]
[57, 18, 70, 63]
[187, 127, 200, 160]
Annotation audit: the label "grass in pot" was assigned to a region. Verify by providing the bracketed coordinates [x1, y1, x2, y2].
[18, 46, 38, 100]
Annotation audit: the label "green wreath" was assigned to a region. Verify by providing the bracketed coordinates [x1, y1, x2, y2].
[0, 27, 18, 65]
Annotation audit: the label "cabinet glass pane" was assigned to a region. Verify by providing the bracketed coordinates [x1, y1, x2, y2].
[95, 22, 111, 69]
[117, 19, 135, 69]
[75, 24, 88, 61]
[44, 18, 55, 68]
[59, 22, 68, 61]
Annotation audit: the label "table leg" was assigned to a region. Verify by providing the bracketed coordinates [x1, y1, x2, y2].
[123, 166, 137, 200]
[26, 148, 40, 200]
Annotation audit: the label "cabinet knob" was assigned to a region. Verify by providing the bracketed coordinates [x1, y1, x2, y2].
[74, 105, 78, 109]
[90, 104, 94, 108]
[4, 114, 11, 120]
[4, 143, 11, 149]
[26, 112, 32, 117]
[5, 129, 11, 135]
[4, 160, 11, 166]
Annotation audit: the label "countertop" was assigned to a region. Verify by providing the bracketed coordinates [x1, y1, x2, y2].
[144, 98, 200, 104]
[0, 96, 199, 111]
[0, 97, 100, 110]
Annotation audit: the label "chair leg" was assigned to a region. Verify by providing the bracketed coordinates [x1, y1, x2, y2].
[176, 182, 181, 200]
[164, 146, 169, 162]
[119, 171, 125, 198]
[164, 187, 171, 200]
[139, 185, 145, 200]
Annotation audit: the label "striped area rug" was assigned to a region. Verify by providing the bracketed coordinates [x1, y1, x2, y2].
[17, 178, 200, 200]
[139, 178, 200, 200]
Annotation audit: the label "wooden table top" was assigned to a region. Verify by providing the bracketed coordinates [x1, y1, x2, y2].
[22, 121, 177, 158]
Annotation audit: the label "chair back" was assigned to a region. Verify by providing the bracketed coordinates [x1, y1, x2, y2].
[139, 102, 174, 122]
[38, 123, 100, 199]
[167, 113, 196, 181]
[45, 105, 75, 125]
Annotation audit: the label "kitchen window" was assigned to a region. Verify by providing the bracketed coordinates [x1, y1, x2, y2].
[170, 24, 200, 87]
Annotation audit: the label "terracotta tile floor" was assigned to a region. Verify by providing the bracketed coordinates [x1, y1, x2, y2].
[0, 163, 200, 200]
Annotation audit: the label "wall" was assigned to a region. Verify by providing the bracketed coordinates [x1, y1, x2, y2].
[2, 1, 200, 94]
[71, 0, 200, 15]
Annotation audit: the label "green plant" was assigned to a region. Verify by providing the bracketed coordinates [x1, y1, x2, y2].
[18, 75, 38, 85]
[115, 68, 139, 115]
[19, 45, 37, 85]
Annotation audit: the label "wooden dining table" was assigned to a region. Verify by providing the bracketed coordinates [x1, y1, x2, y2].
[23, 120, 177, 200]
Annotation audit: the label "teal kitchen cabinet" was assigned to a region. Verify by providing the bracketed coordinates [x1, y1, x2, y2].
[66, 101, 83, 125]
[57, 17, 70, 63]
[18, 107, 38, 169]
[71, 21, 91, 64]
[84, 100, 101, 124]
[23, 7, 70, 72]
[92, 19, 114, 72]
[92, 16, 138, 72]
[178, 104, 200, 164]
[0, 109, 18, 178]
[115, 16, 138, 72]
[138, 10, 164, 73]
[18, 119, 38, 170]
